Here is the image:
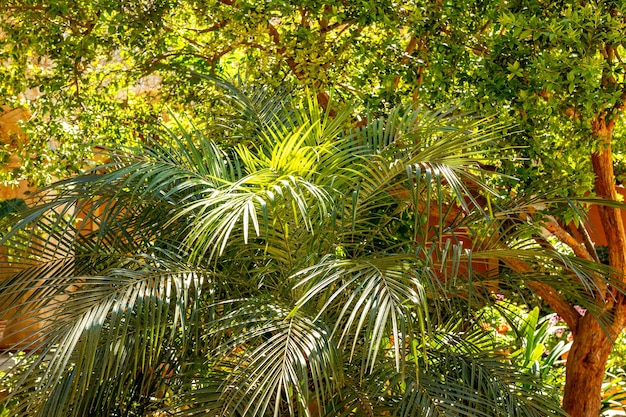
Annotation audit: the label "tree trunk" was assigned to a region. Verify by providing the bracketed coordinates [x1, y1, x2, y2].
[561, 116, 626, 416]
[562, 316, 613, 417]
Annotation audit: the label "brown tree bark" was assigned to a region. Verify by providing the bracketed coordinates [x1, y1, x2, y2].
[562, 315, 614, 417]
[561, 116, 626, 417]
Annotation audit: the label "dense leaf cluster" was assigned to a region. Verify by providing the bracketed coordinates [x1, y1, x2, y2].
[2, 1, 625, 194]
[0, 83, 600, 417]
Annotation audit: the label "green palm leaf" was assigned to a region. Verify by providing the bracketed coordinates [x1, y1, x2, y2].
[1, 82, 589, 417]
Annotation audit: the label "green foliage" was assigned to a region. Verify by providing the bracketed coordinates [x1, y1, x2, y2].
[602, 369, 626, 416]
[0, 198, 27, 220]
[0, 85, 598, 416]
[0, 352, 41, 416]
[512, 307, 569, 380]
[479, 299, 570, 402]
[603, 331, 626, 414]
[3, 0, 625, 195]
[481, 300, 626, 414]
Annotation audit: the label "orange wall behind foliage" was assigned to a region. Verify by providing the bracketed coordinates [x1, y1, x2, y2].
[583, 186, 626, 247]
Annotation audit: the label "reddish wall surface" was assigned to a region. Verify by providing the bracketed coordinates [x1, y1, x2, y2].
[0, 106, 31, 199]
[0, 107, 40, 350]
[583, 186, 626, 247]
[0, 178, 31, 200]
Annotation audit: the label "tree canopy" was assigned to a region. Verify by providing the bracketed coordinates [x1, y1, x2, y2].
[2, 1, 626, 416]
[2, 1, 625, 191]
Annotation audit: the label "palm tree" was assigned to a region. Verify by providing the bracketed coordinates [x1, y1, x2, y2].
[0, 79, 602, 416]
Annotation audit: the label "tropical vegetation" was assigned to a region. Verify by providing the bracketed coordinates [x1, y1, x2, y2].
[2, 1, 626, 416]
[0, 82, 611, 416]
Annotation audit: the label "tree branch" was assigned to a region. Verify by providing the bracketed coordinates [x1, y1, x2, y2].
[590, 115, 626, 319]
[543, 215, 594, 261]
[505, 257, 580, 332]
[575, 223, 600, 263]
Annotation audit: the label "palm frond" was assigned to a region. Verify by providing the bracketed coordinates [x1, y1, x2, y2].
[0, 83, 589, 417]
[203, 298, 342, 417]
[293, 254, 428, 375]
